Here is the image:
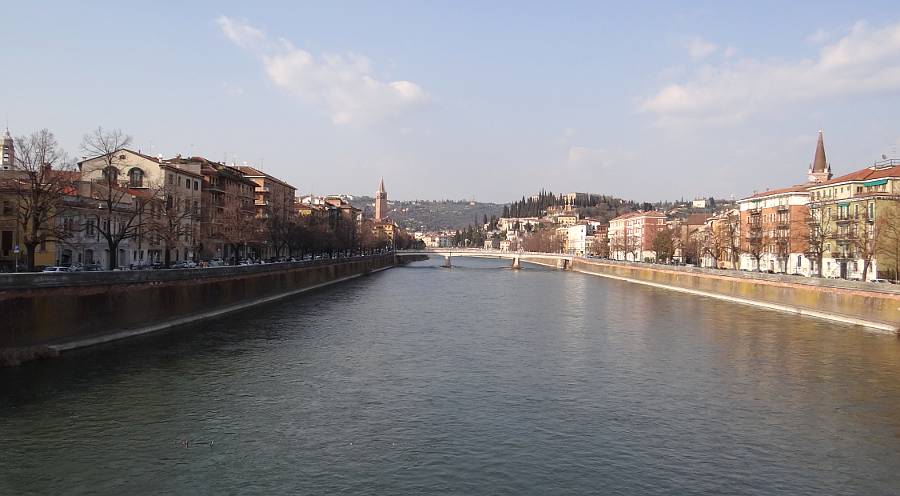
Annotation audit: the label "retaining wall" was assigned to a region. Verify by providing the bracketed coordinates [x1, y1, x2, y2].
[572, 259, 900, 332]
[0, 255, 394, 349]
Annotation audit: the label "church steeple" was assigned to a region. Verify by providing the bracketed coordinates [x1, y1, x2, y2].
[807, 130, 832, 184]
[1, 127, 14, 170]
[375, 177, 387, 222]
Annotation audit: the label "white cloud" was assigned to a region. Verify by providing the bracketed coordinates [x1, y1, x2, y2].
[641, 21, 900, 125]
[216, 16, 427, 125]
[687, 37, 718, 60]
[806, 28, 829, 44]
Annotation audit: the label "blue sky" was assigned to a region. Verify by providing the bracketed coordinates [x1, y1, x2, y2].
[4, 1, 900, 202]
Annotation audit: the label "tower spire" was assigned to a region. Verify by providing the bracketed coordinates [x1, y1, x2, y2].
[375, 177, 388, 222]
[807, 130, 832, 184]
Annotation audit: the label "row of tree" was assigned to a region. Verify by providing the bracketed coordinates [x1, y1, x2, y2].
[2, 127, 419, 271]
[610, 208, 900, 281]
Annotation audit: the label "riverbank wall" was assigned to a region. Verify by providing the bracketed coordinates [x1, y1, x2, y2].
[571, 258, 900, 333]
[0, 255, 394, 362]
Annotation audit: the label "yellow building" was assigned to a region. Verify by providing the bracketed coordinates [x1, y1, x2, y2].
[807, 160, 900, 280]
[0, 174, 57, 270]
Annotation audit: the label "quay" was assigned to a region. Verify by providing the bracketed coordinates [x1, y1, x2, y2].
[0, 255, 394, 364]
[398, 249, 900, 333]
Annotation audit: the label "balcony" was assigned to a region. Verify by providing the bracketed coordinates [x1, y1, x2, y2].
[255, 186, 270, 193]
[776, 221, 790, 229]
[776, 204, 789, 211]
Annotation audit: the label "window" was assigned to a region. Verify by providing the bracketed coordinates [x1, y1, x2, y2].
[168, 174, 174, 185]
[194, 180, 199, 191]
[1, 230, 11, 256]
[103, 166, 120, 183]
[128, 168, 144, 187]
[869, 203, 875, 219]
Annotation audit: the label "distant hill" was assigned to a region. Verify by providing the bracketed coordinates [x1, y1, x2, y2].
[348, 196, 504, 231]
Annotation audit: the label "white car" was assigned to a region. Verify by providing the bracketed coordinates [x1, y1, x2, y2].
[42, 266, 70, 273]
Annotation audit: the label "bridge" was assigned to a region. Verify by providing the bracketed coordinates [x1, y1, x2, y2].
[396, 248, 574, 270]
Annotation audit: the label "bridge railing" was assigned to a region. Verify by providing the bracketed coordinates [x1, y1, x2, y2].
[396, 248, 573, 259]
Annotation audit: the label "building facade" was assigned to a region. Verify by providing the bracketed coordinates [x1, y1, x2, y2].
[737, 187, 811, 274]
[807, 161, 900, 280]
[608, 211, 667, 261]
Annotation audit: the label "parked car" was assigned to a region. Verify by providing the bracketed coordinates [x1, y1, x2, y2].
[83, 264, 103, 271]
[206, 258, 225, 267]
[41, 266, 70, 273]
[870, 278, 892, 284]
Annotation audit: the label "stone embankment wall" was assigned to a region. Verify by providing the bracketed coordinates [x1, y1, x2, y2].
[0, 255, 394, 352]
[572, 259, 900, 333]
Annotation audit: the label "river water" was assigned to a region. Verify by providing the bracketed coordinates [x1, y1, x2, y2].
[2, 257, 900, 495]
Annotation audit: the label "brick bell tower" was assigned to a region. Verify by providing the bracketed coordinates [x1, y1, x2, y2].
[374, 177, 387, 222]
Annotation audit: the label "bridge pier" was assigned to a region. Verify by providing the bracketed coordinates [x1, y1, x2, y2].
[511, 256, 521, 270]
[441, 254, 452, 268]
[557, 258, 569, 270]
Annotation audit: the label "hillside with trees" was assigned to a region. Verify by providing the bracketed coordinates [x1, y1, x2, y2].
[348, 196, 504, 231]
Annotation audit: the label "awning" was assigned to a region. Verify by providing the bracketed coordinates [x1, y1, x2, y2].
[863, 178, 888, 187]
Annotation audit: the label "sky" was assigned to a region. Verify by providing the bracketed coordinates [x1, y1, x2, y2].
[4, 1, 900, 203]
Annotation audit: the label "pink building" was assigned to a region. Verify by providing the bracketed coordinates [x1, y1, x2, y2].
[608, 211, 667, 261]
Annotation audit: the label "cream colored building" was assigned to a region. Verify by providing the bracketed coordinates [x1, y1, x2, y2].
[79, 150, 203, 264]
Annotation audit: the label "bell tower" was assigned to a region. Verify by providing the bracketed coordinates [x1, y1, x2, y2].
[807, 130, 832, 184]
[375, 177, 387, 222]
[1, 128, 14, 170]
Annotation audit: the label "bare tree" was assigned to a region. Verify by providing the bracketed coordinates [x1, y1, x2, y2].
[723, 211, 742, 269]
[746, 226, 771, 272]
[81, 127, 151, 269]
[9, 129, 74, 270]
[625, 230, 641, 261]
[592, 231, 609, 258]
[610, 232, 625, 260]
[803, 207, 833, 277]
[876, 204, 900, 280]
[851, 211, 879, 280]
[148, 183, 199, 266]
[219, 204, 261, 264]
[651, 227, 675, 262]
[523, 227, 560, 253]
[700, 227, 722, 268]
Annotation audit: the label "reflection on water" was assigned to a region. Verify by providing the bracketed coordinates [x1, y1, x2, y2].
[2, 257, 900, 495]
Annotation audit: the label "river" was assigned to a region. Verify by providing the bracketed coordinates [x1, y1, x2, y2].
[2, 257, 900, 495]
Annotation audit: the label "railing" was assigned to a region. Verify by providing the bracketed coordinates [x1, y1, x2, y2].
[573, 257, 900, 295]
[873, 158, 900, 168]
[0, 253, 395, 290]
